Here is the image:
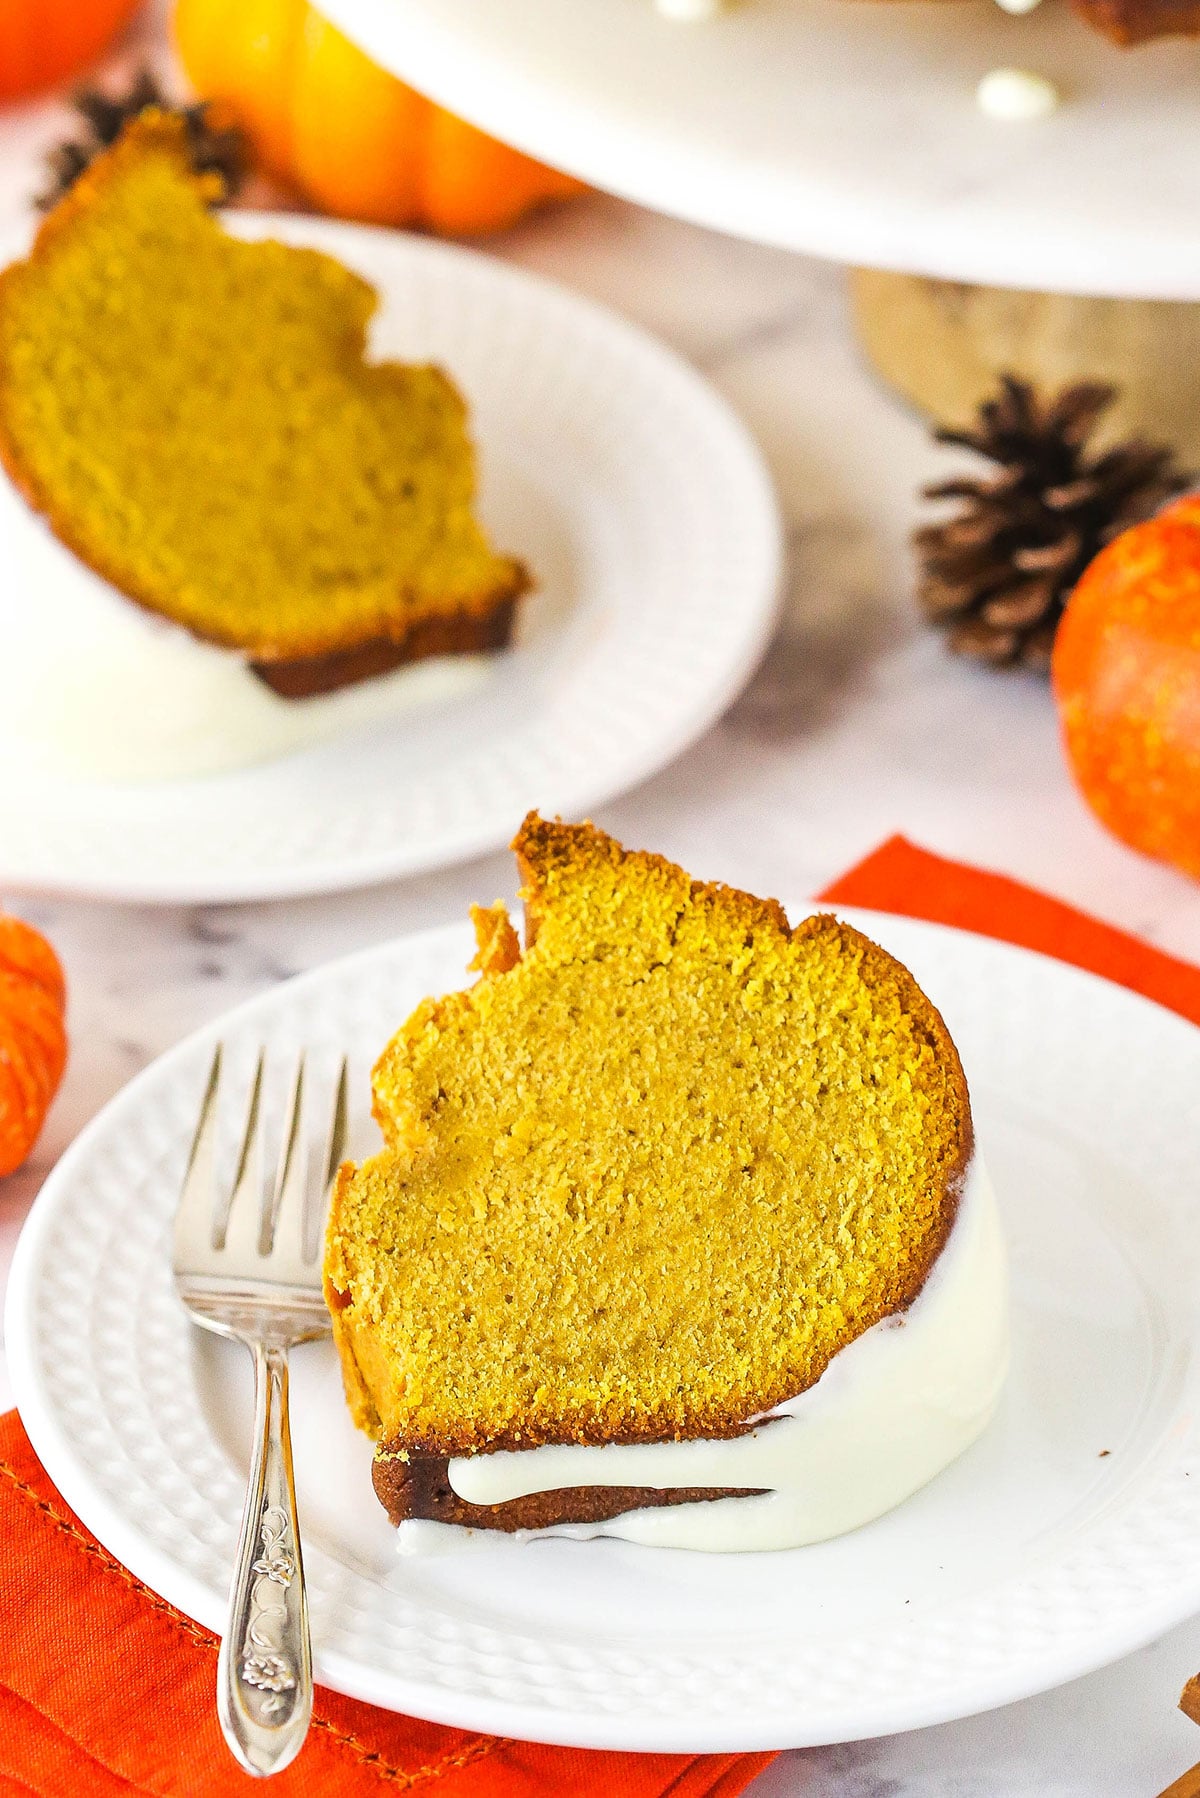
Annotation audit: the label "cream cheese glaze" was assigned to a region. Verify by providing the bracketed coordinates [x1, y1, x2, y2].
[0, 475, 494, 782]
[402, 1157, 1008, 1554]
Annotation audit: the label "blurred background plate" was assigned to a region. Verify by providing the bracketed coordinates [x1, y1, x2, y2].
[0, 214, 781, 904]
[320, 0, 1200, 299]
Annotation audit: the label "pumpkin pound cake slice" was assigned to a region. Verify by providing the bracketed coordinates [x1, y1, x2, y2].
[325, 816, 1009, 1553]
[0, 112, 527, 698]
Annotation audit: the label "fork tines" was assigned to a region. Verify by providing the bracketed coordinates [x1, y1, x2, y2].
[173, 1047, 348, 1288]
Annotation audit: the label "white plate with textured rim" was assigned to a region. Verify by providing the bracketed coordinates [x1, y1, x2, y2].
[320, 0, 1200, 302]
[9, 905, 1200, 1751]
[0, 213, 780, 905]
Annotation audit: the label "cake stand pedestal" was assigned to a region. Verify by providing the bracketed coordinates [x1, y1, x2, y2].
[850, 272, 1200, 456]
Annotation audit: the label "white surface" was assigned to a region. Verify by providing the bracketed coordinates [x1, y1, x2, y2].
[8, 910, 1200, 1751]
[321, 0, 1200, 299]
[0, 212, 781, 902]
[441, 1160, 1010, 1552]
[6, 24, 1200, 1791]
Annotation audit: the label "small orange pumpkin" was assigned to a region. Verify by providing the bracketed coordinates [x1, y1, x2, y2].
[173, 0, 584, 236]
[0, 915, 67, 1178]
[0, 0, 145, 103]
[1053, 494, 1200, 879]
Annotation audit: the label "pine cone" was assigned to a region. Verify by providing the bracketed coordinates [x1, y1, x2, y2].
[914, 375, 1191, 670]
[39, 69, 246, 211]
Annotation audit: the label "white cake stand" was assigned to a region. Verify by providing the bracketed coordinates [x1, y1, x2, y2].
[319, 0, 1200, 300]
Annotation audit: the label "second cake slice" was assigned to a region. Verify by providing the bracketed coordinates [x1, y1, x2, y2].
[0, 112, 528, 700]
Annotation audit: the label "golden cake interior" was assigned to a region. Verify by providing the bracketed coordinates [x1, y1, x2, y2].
[325, 815, 971, 1462]
[0, 111, 527, 670]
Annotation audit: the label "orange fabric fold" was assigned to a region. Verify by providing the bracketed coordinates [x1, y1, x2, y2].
[7, 831, 1197, 1796]
[818, 834, 1200, 1028]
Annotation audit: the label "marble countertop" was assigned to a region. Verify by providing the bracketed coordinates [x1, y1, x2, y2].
[4, 19, 1200, 1796]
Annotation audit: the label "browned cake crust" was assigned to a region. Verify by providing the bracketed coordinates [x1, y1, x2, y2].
[251, 597, 519, 698]
[373, 1445, 763, 1530]
[1071, 0, 1200, 39]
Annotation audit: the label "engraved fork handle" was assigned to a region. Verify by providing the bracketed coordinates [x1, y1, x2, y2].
[217, 1341, 312, 1777]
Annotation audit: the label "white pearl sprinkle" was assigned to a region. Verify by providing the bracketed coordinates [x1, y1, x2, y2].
[993, 0, 1047, 16]
[976, 67, 1061, 120]
[655, 0, 725, 18]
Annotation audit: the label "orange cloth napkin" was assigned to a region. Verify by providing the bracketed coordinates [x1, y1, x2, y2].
[819, 834, 1200, 1024]
[0, 1405, 772, 1796]
[5, 833, 1200, 1797]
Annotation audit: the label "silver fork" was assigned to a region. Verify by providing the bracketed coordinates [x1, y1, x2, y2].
[173, 1046, 348, 1778]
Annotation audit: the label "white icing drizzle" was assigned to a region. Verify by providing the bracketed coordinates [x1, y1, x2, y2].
[395, 1159, 1008, 1555]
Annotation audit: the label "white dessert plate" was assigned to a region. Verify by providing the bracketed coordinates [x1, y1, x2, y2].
[321, 0, 1200, 300]
[9, 907, 1200, 1750]
[0, 214, 780, 904]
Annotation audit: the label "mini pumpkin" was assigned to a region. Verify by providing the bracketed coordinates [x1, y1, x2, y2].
[173, 0, 584, 235]
[1053, 493, 1200, 879]
[0, 0, 144, 103]
[0, 915, 67, 1178]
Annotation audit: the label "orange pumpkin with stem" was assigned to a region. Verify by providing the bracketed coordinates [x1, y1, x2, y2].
[174, 0, 584, 235]
[1053, 493, 1200, 879]
[0, 0, 144, 102]
[0, 916, 67, 1179]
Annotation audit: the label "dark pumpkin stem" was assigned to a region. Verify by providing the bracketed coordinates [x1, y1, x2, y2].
[39, 67, 247, 211]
